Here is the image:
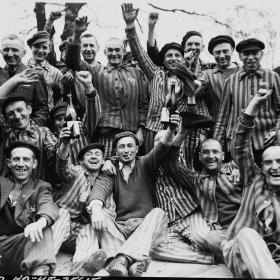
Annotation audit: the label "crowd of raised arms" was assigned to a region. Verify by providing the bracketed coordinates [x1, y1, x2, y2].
[1, 2, 280, 278]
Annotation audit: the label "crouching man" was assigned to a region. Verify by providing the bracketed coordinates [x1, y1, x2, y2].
[223, 88, 280, 278]
[0, 141, 58, 275]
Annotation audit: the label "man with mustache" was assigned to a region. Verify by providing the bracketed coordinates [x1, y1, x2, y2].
[222, 89, 280, 278]
[214, 38, 280, 166]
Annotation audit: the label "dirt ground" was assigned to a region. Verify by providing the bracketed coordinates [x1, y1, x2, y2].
[55, 252, 233, 277]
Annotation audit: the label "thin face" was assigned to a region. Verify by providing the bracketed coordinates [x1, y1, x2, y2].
[104, 39, 124, 66]
[184, 35, 203, 58]
[116, 136, 139, 164]
[163, 49, 184, 69]
[81, 36, 99, 63]
[1, 38, 25, 66]
[31, 41, 50, 63]
[54, 114, 65, 132]
[262, 146, 280, 188]
[199, 139, 224, 172]
[212, 42, 233, 68]
[7, 147, 37, 184]
[82, 148, 104, 172]
[5, 101, 31, 130]
[239, 49, 263, 72]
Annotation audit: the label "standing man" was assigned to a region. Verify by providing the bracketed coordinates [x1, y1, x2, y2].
[222, 89, 280, 278]
[0, 141, 58, 275]
[27, 31, 64, 109]
[65, 17, 148, 158]
[199, 35, 239, 126]
[0, 34, 48, 126]
[80, 33, 100, 66]
[214, 38, 280, 165]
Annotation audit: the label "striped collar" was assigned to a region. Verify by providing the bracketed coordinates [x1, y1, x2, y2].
[239, 66, 264, 80]
[27, 58, 51, 72]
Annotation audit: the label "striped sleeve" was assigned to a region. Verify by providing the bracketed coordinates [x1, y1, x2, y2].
[57, 154, 79, 182]
[125, 26, 158, 82]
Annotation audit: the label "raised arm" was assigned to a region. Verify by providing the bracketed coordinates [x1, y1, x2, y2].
[122, 3, 158, 81]
[232, 89, 273, 187]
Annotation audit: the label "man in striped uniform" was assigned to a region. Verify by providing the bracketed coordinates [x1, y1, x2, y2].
[214, 38, 280, 166]
[222, 88, 280, 278]
[52, 135, 114, 275]
[26, 31, 64, 110]
[122, 3, 210, 170]
[65, 17, 149, 158]
[161, 114, 242, 262]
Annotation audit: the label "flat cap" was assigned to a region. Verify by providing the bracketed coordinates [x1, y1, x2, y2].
[2, 95, 29, 115]
[236, 38, 265, 53]
[208, 35, 235, 54]
[5, 140, 40, 160]
[112, 131, 139, 150]
[49, 102, 67, 119]
[181, 31, 202, 48]
[181, 111, 214, 129]
[78, 143, 105, 161]
[27, 31, 50, 47]
[159, 42, 184, 65]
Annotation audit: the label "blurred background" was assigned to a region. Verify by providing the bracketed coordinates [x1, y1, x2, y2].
[2, 0, 280, 68]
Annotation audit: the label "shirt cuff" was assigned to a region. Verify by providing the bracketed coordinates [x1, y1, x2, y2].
[240, 110, 255, 127]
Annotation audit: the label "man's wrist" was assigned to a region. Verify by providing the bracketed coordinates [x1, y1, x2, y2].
[126, 23, 135, 29]
[87, 200, 103, 213]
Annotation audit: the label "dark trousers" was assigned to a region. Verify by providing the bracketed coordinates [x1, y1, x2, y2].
[0, 228, 56, 275]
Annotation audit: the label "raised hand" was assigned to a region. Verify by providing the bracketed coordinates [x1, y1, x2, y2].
[49, 11, 62, 22]
[74, 16, 90, 35]
[121, 3, 139, 27]
[13, 69, 38, 84]
[148, 12, 159, 27]
[75, 70, 94, 93]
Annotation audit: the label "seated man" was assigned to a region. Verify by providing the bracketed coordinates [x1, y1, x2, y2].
[87, 115, 180, 277]
[0, 34, 48, 126]
[162, 113, 242, 261]
[52, 134, 114, 275]
[222, 89, 280, 278]
[0, 95, 58, 180]
[0, 141, 58, 275]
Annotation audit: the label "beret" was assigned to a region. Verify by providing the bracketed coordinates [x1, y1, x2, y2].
[112, 131, 139, 150]
[78, 143, 105, 161]
[5, 140, 40, 160]
[49, 102, 67, 119]
[59, 40, 70, 52]
[27, 31, 50, 47]
[208, 35, 235, 54]
[236, 38, 265, 53]
[181, 111, 214, 129]
[159, 42, 184, 65]
[2, 95, 29, 115]
[181, 31, 202, 48]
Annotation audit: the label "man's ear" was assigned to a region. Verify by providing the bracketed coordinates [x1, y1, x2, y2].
[26, 104, 32, 115]
[222, 151, 225, 161]
[32, 158, 38, 170]
[7, 158, 11, 169]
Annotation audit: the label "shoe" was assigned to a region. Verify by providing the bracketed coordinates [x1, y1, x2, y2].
[70, 249, 107, 276]
[128, 258, 151, 277]
[106, 255, 129, 277]
[30, 265, 50, 276]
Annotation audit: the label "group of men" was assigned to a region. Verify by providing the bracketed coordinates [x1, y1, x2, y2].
[1, 2, 280, 278]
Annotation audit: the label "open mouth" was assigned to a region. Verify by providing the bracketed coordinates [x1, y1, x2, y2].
[15, 168, 27, 173]
[88, 159, 99, 164]
[270, 173, 280, 178]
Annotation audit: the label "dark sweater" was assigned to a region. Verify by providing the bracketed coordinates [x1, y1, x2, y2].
[88, 142, 170, 221]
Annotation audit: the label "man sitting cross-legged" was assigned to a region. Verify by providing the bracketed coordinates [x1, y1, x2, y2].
[86, 115, 181, 276]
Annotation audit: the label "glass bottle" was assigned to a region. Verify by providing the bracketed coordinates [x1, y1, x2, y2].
[65, 93, 80, 138]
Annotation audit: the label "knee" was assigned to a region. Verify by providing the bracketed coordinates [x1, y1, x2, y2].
[59, 208, 70, 221]
[150, 207, 166, 217]
[236, 228, 260, 245]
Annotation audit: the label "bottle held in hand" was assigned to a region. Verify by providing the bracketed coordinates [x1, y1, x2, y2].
[65, 93, 80, 138]
[160, 78, 177, 127]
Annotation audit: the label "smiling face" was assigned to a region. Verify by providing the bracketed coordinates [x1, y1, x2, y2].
[163, 48, 184, 70]
[116, 136, 139, 164]
[81, 35, 99, 64]
[104, 38, 124, 67]
[199, 139, 224, 173]
[1, 38, 25, 67]
[183, 35, 204, 59]
[31, 41, 50, 63]
[7, 147, 37, 184]
[239, 49, 263, 73]
[262, 146, 280, 188]
[53, 114, 65, 132]
[5, 101, 31, 130]
[212, 42, 233, 68]
[81, 148, 104, 173]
